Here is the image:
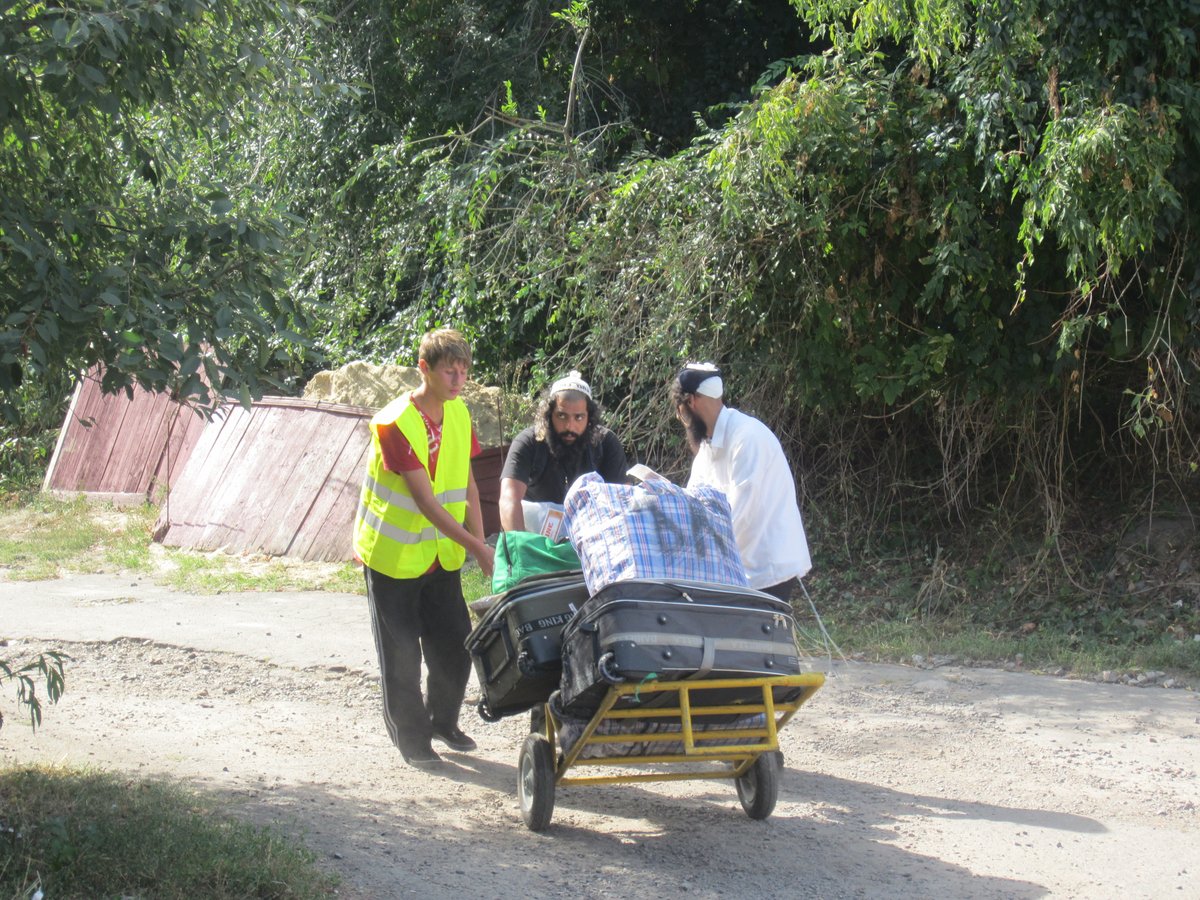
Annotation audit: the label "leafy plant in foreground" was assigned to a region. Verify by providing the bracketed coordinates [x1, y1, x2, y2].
[0, 652, 65, 733]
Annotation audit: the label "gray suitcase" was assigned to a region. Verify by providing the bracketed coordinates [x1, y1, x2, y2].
[558, 578, 801, 717]
[466, 571, 587, 720]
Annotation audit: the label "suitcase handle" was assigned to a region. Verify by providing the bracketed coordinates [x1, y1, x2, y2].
[579, 621, 610, 683]
[598, 652, 622, 684]
[477, 636, 497, 683]
[498, 620, 518, 666]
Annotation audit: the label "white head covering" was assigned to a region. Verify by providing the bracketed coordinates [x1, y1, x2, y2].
[549, 370, 592, 400]
[678, 362, 723, 398]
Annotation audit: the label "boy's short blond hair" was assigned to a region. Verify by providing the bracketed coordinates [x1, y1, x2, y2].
[418, 328, 472, 369]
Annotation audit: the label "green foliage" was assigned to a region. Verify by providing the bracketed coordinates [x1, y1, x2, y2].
[822, 613, 1200, 680]
[460, 563, 492, 605]
[791, 0, 1200, 406]
[0, 0, 322, 423]
[0, 428, 54, 496]
[0, 495, 361, 592]
[6, 0, 1197, 648]
[277, 0, 1188, 568]
[0, 367, 74, 499]
[286, 0, 821, 375]
[0, 496, 157, 580]
[0, 652, 66, 732]
[156, 553, 362, 594]
[307, 0, 1200, 609]
[0, 766, 339, 899]
[809, 519, 1200, 681]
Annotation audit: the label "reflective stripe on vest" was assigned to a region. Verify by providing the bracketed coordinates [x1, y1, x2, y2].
[353, 395, 471, 578]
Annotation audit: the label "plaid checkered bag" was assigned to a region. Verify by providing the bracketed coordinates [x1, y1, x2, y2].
[562, 472, 749, 595]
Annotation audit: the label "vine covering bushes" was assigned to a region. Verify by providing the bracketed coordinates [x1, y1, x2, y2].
[312, 1, 1199, 641]
[354, 2, 1199, 525]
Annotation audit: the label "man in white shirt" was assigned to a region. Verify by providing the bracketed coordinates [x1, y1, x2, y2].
[671, 362, 812, 600]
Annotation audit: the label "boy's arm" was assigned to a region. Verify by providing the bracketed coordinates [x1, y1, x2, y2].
[399, 466, 495, 576]
[465, 467, 486, 542]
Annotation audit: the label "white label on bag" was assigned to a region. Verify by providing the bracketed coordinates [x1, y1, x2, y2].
[539, 508, 565, 542]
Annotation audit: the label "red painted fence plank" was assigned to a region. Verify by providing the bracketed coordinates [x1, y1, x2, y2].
[47, 371, 507, 562]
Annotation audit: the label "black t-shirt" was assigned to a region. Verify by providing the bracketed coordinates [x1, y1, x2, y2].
[500, 425, 628, 503]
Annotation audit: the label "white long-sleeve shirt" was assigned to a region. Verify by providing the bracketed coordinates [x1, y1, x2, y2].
[686, 406, 812, 589]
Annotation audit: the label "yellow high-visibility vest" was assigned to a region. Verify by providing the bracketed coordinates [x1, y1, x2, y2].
[353, 394, 471, 578]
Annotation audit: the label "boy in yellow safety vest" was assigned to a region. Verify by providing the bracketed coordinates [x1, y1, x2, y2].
[353, 328, 495, 768]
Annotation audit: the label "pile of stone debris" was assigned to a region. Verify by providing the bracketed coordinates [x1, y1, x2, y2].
[302, 360, 507, 447]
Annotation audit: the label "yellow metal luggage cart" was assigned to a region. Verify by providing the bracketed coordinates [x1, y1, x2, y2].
[516, 672, 825, 831]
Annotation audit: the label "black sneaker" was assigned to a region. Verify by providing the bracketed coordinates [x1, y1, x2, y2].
[431, 725, 477, 753]
[401, 744, 443, 769]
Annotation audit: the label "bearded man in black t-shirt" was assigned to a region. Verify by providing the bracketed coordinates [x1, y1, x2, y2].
[498, 370, 628, 533]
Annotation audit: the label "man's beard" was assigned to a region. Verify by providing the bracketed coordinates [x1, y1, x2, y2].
[682, 409, 707, 454]
[548, 427, 588, 465]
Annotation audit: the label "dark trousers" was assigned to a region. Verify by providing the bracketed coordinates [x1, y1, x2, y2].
[761, 576, 800, 603]
[364, 565, 472, 755]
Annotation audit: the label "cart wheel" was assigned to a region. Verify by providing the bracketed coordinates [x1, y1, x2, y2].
[477, 700, 502, 723]
[518, 733, 556, 831]
[736, 751, 781, 820]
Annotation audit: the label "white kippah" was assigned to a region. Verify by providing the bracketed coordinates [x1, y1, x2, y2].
[550, 370, 592, 400]
[678, 362, 724, 398]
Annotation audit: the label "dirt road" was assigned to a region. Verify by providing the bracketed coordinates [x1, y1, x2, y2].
[2, 574, 1198, 898]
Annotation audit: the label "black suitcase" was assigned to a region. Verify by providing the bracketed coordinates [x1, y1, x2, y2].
[466, 571, 588, 720]
[558, 578, 802, 717]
